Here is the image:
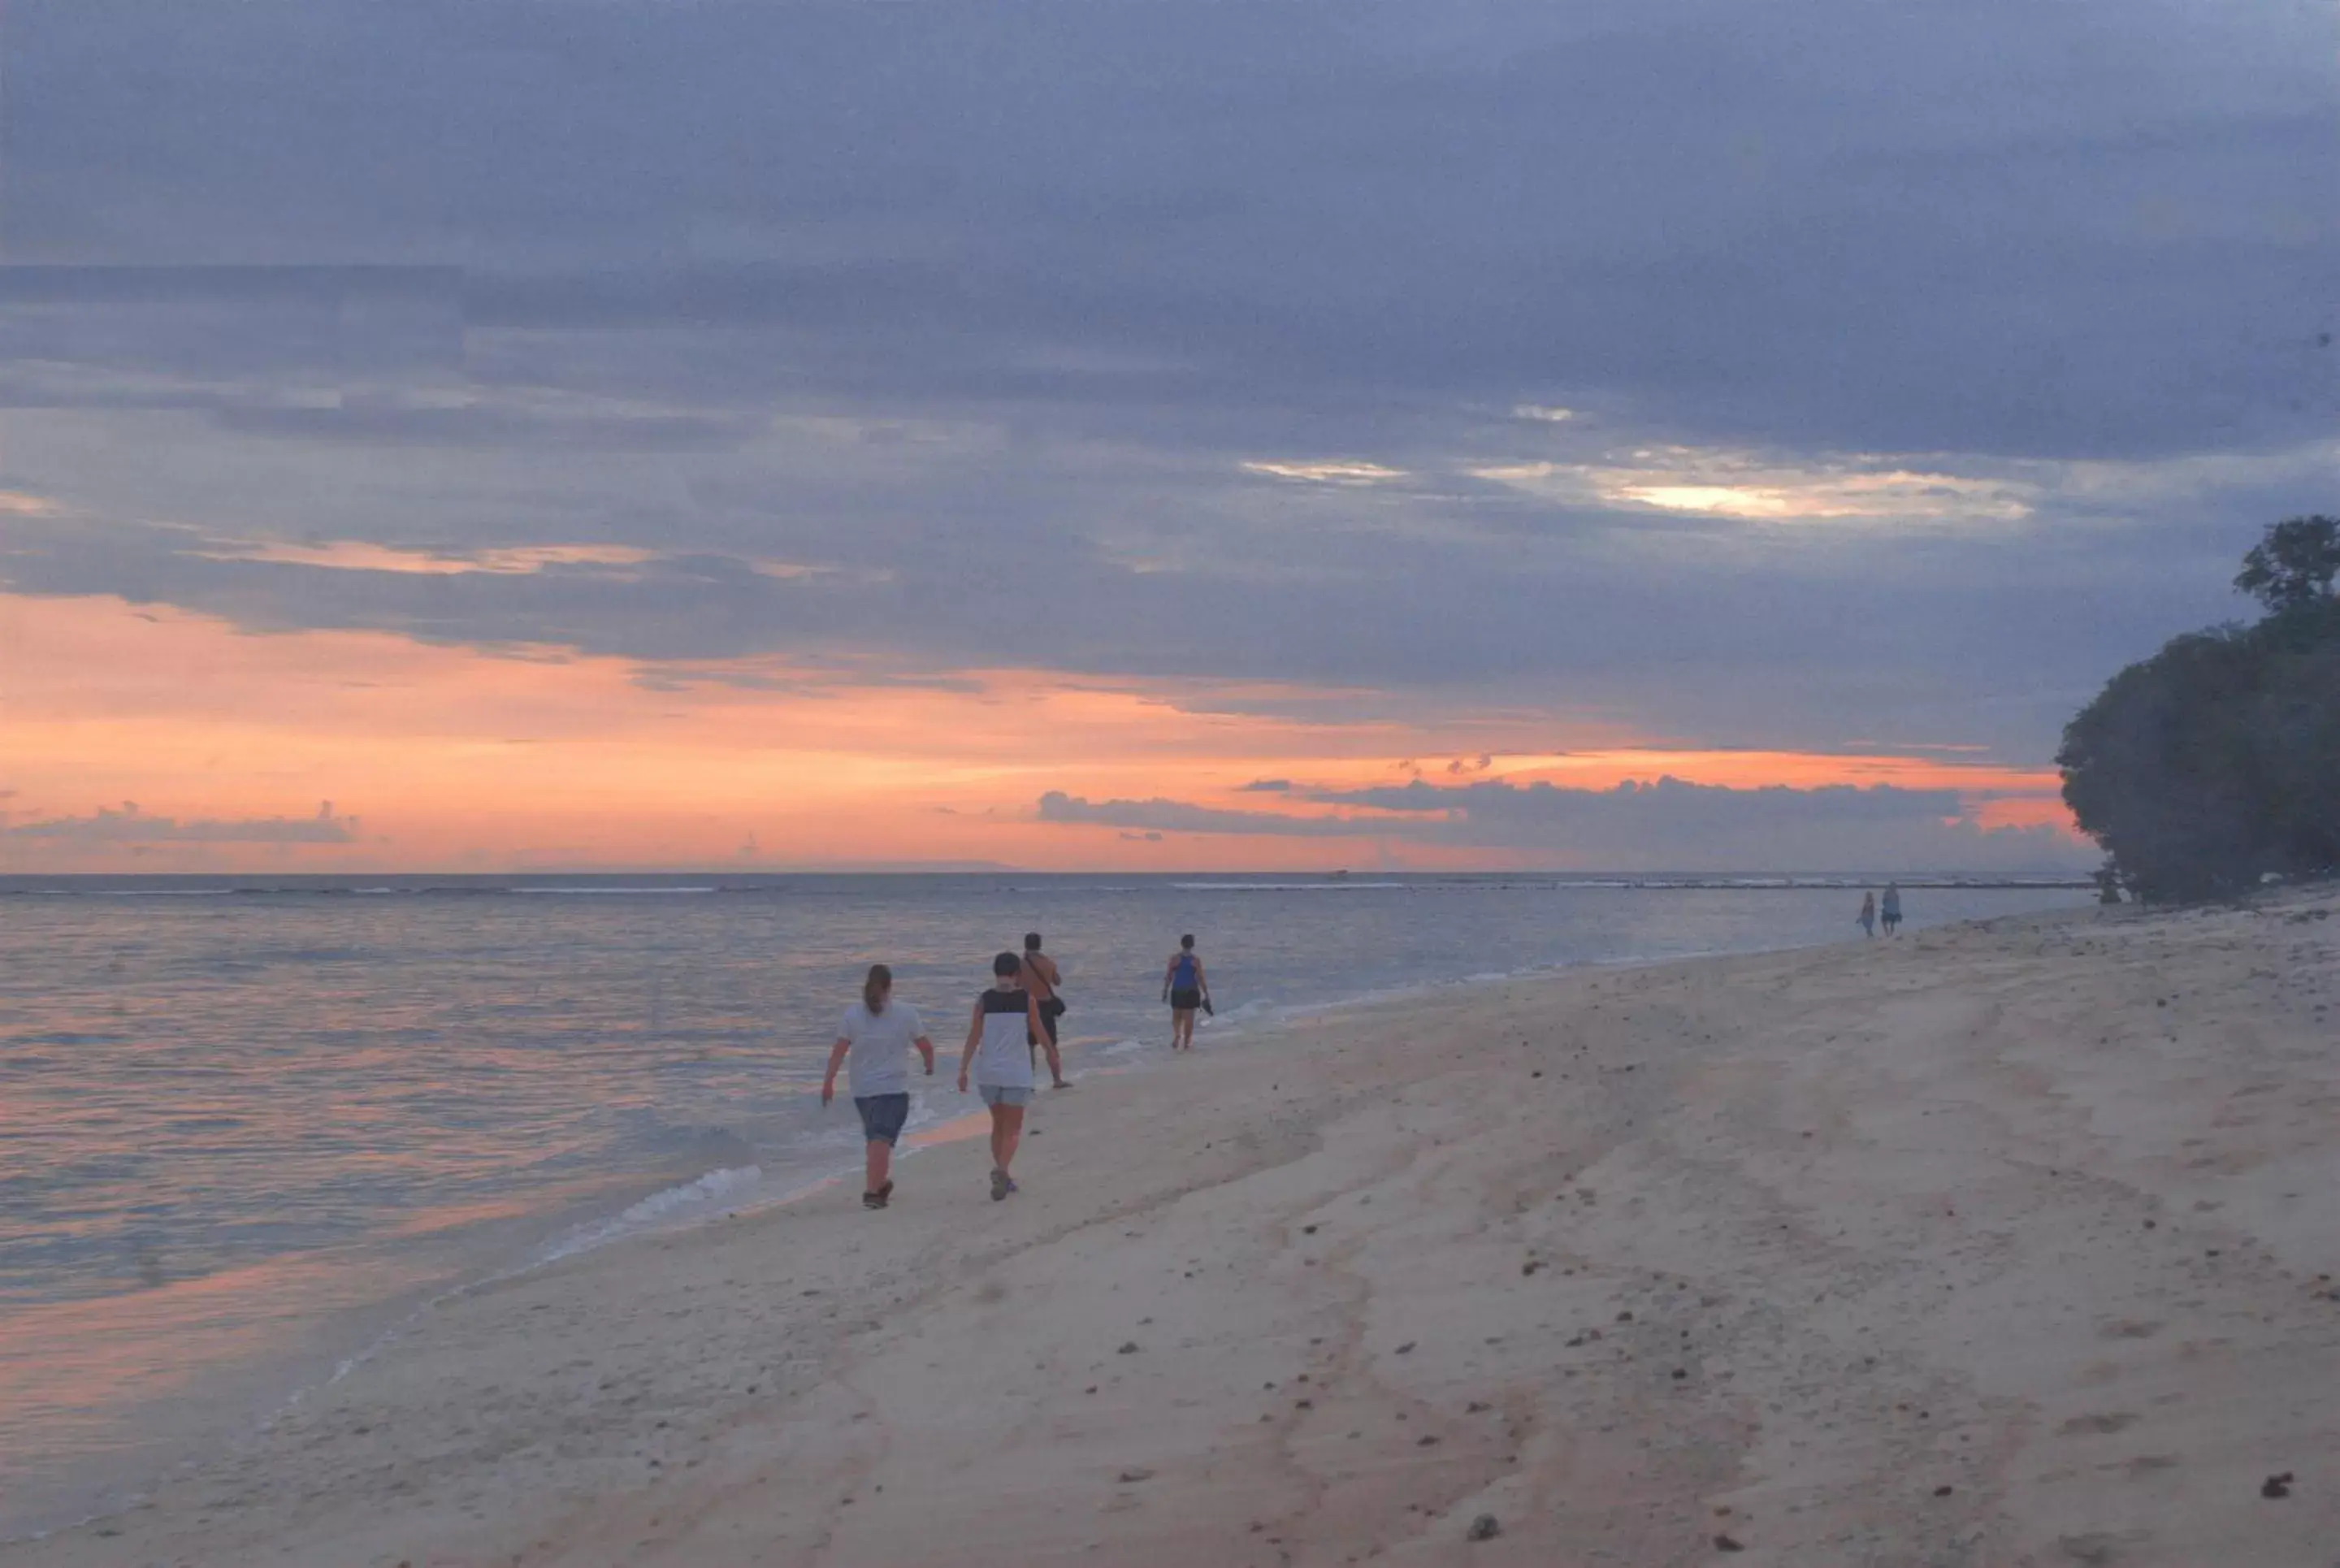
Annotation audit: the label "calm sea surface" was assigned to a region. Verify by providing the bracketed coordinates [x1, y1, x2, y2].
[0, 871, 2089, 1532]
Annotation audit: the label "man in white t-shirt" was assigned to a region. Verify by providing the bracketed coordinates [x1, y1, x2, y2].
[821, 964, 935, 1210]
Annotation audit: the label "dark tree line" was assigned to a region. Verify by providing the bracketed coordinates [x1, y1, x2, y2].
[2059, 516, 2340, 903]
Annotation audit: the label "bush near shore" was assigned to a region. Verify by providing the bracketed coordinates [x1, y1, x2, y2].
[2059, 516, 2340, 903]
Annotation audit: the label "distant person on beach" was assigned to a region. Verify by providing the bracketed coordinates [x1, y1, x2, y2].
[1020, 931, 1070, 1089]
[960, 951, 1048, 1200]
[1162, 934, 1211, 1051]
[1881, 882, 1904, 935]
[1857, 890, 1877, 938]
[821, 964, 934, 1211]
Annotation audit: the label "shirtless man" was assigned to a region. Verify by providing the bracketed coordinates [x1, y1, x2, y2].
[1020, 931, 1070, 1088]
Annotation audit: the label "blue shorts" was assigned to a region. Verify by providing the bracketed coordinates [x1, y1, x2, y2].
[978, 1083, 1033, 1107]
[855, 1093, 911, 1146]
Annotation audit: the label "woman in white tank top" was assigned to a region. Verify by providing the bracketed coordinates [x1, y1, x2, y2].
[959, 951, 1049, 1200]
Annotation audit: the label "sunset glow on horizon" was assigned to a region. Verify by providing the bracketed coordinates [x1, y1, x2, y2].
[3, 591, 2082, 873]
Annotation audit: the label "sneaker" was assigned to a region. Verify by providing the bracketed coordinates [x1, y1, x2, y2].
[862, 1180, 893, 1211]
[990, 1167, 1012, 1202]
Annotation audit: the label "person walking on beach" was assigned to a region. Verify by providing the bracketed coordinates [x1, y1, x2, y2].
[1881, 881, 1904, 936]
[960, 951, 1048, 1200]
[1162, 934, 1211, 1052]
[821, 964, 935, 1211]
[1020, 931, 1070, 1089]
[1857, 890, 1877, 938]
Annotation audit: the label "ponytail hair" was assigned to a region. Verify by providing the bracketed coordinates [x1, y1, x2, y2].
[863, 964, 892, 1015]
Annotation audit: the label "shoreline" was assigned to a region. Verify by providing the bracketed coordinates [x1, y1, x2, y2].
[10, 887, 2335, 1564]
[0, 915, 1839, 1536]
[0, 935, 1763, 1545]
[0, 872, 2102, 903]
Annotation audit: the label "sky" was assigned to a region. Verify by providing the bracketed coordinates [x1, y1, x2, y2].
[1, 0, 2332, 873]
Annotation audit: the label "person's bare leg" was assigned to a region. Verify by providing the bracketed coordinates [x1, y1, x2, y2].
[1042, 1033, 1066, 1086]
[865, 1139, 891, 1194]
[993, 1104, 1025, 1173]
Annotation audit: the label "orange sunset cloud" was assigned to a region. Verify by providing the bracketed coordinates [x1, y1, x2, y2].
[1, 592, 2082, 873]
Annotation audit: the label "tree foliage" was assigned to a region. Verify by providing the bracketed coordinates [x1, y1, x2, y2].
[2234, 514, 2340, 613]
[2060, 521, 2340, 903]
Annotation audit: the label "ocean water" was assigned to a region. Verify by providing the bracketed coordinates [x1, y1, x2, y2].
[0, 871, 2089, 1533]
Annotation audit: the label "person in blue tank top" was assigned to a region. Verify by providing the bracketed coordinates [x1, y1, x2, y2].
[958, 951, 1050, 1200]
[1161, 933, 1211, 1052]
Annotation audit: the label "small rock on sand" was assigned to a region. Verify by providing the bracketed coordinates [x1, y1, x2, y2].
[1467, 1514, 1502, 1541]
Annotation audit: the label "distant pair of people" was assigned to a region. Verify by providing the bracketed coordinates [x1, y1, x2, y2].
[821, 948, 1063, 1210]
[1857, 883, 1904, 938]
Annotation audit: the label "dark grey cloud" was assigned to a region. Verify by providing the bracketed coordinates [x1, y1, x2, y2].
[1236, 780, 1294, 794]
[1042, 780, 2086, 873]
[1039, 791, 1378, 839]
[1, 0, 2332, 765]
[5, 802, 358, 844]
[11, 2, 2329, 451]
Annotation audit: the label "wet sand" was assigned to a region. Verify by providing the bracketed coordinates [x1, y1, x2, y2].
[11, 886, 2338, 1566]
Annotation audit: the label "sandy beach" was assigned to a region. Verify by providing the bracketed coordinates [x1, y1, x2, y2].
[14, 888, 2338, 1568]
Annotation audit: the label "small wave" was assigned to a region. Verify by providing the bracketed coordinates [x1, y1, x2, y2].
[513, 886, 718, 896]
[86, 889, 240, 898]
[1169, 881, 1409, 892]
[530, 1166, 765, 1266]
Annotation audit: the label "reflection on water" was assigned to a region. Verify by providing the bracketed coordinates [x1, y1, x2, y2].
[0, 872, 2088, 1531]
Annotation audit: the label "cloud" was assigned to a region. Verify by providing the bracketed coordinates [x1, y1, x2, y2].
[1038, 791, 1391, 838]
[1039, 778, 2088, 872]
[1467, 450, 2035, 525]
[188, 540, 661, 576]
[5, 800, 358, 844]
[1235, 778, 1294, 793]
[1240, 460, 1410, 486]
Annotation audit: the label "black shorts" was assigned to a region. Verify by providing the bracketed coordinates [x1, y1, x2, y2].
[854, 1093, 911, 1146]
[1027, 996, 1064, 1046]
[1169, 986, 1202, 1011]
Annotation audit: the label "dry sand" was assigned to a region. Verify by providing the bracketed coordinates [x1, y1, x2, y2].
[13, 887, 2338, 1567]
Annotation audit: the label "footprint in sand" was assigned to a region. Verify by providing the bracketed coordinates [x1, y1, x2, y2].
[2059, 1412, 2138, 1436]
